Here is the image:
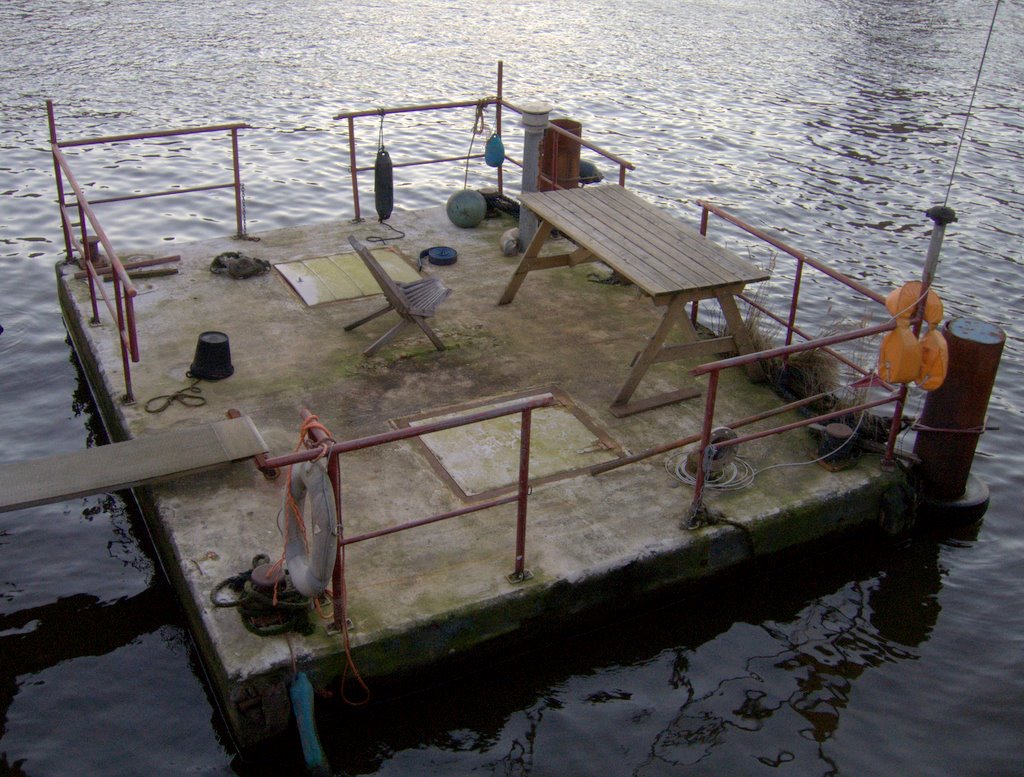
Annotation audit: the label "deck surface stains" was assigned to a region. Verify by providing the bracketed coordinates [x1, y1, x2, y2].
[400, 389, 622, 499]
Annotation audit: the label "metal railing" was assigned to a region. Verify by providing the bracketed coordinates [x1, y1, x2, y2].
[686, 326, 900, 513]
[47, 100, 250, 402]
[594, 201, 905, 510]
[680, 202, 906, 508]
[500, 100, 636, 190]
[256, 393, 556, 633]
[334, 61, 636, 222]
[698, 199, 888, 379]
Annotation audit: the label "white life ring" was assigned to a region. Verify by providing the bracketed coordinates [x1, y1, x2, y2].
[283, 459, 338, 598]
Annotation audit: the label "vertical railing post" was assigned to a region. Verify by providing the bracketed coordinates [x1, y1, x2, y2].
[882, 385, 908, 470]
[690, 369, 720, 515]
[347, 116, 361, 222]
[110, 271, 134, 403]
[784, 258, 805, 358]
[512, 407, 533, 580]
[46, 101, 74, 263]
[126, 293, 140, 362]
[81, 218, 101, 325]
[231, 127, 244, 238]
[327, 450, 347, 633]
[496, 60, 504, 197]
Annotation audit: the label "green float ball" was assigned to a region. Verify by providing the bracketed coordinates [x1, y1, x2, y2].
[446, 189, 487, 228]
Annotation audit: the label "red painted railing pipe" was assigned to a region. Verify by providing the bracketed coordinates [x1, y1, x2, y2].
[231, 127, 243, 238]
[697, 200, 886, 305]
[699, 392, 902, 453]
[785, 258, 805, 352]
[340, 495, 519, 546]
[592, 388, 858, 476]
[514, 408, 533, 579]
[335, 98, 496, 121]
[691, 321, 896, 377]
[691, 370, 719, 508]
[347, 116, 360, 222]
[737, 292, 874, 378]
[55, 121, 251, 148]
[83, 183, 237, 207]
[46, 101, 73, 262]
[265, 395, 555, 470]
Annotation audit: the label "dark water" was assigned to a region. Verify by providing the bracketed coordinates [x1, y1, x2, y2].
[2, 1, 1022, 774]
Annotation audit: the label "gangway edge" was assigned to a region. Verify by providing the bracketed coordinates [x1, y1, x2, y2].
[0, 415, 267, 513]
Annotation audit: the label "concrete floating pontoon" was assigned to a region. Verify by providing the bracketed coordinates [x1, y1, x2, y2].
[57, 204, 904, 747]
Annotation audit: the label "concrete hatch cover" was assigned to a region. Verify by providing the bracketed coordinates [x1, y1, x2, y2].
[275, 246, 421, 306]
[394, 387, 624, 501]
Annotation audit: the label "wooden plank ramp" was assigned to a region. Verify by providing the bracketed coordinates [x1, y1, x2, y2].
[0, 416, 268, 513]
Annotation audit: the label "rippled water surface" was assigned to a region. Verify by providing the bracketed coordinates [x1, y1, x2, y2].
[1, 1, 1022, 775]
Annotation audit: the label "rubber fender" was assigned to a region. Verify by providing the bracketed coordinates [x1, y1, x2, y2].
[374, 145, 394, 222]
[289, 672, 330, 776]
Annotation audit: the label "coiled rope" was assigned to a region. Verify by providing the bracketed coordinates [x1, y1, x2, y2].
[210, 555, 315, 637]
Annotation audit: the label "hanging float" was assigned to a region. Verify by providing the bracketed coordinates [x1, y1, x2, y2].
[877, 280, 948, 390]
[484, 131, 505, 167]
[374, 111, 394, 222]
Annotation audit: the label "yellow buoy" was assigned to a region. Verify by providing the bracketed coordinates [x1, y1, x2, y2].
[916, 326, 949, 391]
[878, 322, 922, 384]
[885, 281, 943, 325]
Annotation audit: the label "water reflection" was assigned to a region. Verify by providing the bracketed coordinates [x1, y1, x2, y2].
[232, 532, 960, 776]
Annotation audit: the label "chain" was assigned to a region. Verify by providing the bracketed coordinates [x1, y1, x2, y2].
[235, 182, 260, 242]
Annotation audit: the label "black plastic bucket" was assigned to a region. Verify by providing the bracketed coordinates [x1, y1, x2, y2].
[189, 331, 234, 380]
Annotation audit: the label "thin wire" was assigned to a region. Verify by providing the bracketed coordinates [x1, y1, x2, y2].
[667, 394, 871, 492]
[944, 0, 1002, 206]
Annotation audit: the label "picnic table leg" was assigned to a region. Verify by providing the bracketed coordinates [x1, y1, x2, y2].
[612, 295, 690, 409]
[498, 220, 553, 305]
[715, 288, 765, 381]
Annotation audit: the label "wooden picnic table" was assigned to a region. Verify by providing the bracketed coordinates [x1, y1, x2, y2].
[498, 185, 770, 416]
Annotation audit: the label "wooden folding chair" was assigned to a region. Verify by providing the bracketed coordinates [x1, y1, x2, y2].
[343, 236, 452, 356]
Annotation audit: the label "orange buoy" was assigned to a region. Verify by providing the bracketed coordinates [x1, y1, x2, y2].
[878, 322, 922, 384]
[885, 281, 943, 324]
[916, 326, 949, 390]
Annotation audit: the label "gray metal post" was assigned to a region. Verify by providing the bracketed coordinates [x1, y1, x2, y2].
[921, 205, 957, 293]
[518, 101, 552, 249]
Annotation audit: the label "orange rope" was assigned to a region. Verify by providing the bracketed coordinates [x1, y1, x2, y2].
[272, 415, 332, 604]
[281, 414, 370, 704]
[337, 541, 370, 705]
